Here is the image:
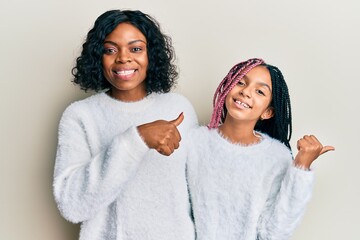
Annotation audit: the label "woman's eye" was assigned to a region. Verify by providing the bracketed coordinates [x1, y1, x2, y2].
[104, 47, 117, 54]
[131, 47, 142, 52]
[238, 81, 245, 86]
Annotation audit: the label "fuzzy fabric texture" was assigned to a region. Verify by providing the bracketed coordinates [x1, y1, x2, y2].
[53, 92, 198, 240]
[186, 127, 315, 240]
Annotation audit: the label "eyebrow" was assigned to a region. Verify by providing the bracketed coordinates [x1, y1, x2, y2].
[242, 75, 272, 91]
[103, 39, 146, 46]
[257, 82, 272, 92]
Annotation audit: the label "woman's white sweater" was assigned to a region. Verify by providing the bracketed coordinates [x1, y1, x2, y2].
[53, 92, 198, 240]
[187, 127, 315, 240]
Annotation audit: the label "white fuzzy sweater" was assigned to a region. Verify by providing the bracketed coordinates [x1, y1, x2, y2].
[53, 92, 198, 240]
[186, 127, 315, 240]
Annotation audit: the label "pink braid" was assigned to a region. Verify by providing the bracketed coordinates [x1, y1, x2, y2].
[208, 58, 265, 129]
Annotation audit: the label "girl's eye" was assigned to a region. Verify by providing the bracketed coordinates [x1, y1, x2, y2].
[238, 81, 245, 86]
[256, 89, 265, 96]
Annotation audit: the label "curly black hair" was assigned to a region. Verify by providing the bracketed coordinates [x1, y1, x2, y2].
[72, 9, 178, 93]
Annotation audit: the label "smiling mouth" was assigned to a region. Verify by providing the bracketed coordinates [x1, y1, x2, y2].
[234, 99, 251, 109]
[113, 69, 136, 76]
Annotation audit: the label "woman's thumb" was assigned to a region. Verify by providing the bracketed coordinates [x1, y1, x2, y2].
[170, 112, 184, 126]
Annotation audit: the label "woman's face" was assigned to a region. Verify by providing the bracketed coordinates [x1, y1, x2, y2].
[224, 66, 274, 124]
[102, 23, 149, 101]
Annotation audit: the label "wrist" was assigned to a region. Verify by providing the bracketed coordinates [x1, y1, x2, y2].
[293, 161, 311, 171]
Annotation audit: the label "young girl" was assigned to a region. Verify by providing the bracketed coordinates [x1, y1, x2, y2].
[53, 10, 198, 240]
[187, 58, 334, 240]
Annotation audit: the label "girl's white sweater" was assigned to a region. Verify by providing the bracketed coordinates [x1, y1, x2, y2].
[53, 92, 198, 240]
[187, 127, 315, 240]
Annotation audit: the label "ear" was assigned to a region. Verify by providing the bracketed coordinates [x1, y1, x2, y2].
[261, 107, 274, 120]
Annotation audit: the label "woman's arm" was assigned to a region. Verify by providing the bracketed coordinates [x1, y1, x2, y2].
[53, 111, 149, 223]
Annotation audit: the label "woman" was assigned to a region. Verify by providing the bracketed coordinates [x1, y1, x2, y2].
[53, 9, 198, 240]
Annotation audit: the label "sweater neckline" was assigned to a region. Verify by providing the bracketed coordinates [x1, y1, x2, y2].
[98, 91, 158, 112]
[211, 127, 271, 151]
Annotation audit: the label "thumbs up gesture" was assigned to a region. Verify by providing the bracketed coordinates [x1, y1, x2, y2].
[137, 113, 184, 156]
[294, 135, 335, 169]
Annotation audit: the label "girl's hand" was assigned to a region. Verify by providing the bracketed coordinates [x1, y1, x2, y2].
[137, 113, 184, 156]
[294, 135, 335, 169]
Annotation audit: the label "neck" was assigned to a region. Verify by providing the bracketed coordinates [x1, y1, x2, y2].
[218, 118, 260, 145]
[108, 88, 147, 102]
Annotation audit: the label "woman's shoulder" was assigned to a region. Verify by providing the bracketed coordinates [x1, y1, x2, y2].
[60, 93, 105, 119]
[156, 92, 198, 124]
[156, 92, 192, 104]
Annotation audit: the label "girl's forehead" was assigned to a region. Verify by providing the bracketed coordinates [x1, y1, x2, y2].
[244, 66, 271, 84]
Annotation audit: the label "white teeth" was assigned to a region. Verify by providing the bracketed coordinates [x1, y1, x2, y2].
[116, 70, 135, 75]
[235, 100, 250, 108]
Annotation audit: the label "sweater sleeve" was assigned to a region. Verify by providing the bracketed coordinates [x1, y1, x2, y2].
[53, 107, 149, 223]
[256, 164, 315, 240]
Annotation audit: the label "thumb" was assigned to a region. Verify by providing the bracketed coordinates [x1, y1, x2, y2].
[320, 145, 335, 155]
[170, 112, 184, 127]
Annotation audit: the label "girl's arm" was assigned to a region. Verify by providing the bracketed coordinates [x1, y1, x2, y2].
[256, 164, 314, 239]
[256, 135, 334, 239]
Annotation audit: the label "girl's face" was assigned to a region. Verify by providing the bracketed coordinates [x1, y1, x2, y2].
[224, 66, 274, 124]
[102, 23, 149, 101]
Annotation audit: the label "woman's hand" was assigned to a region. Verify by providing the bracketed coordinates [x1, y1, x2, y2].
[294, 135, 335, 169]
[137, 113, 184, 156]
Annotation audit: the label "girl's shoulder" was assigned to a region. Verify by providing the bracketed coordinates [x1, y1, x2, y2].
[189, 125, 212, 137]
[187, 126, 213, 145]
[261, 133, 293, 161]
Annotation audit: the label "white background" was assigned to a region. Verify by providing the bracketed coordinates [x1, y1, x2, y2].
[1, 0, 359, 239]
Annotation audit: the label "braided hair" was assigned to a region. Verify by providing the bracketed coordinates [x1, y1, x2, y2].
[209, 58, 292, 149]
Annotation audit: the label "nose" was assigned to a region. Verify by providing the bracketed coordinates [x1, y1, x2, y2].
[240, 87, 251, 98]
[115, 49, 132, 63]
